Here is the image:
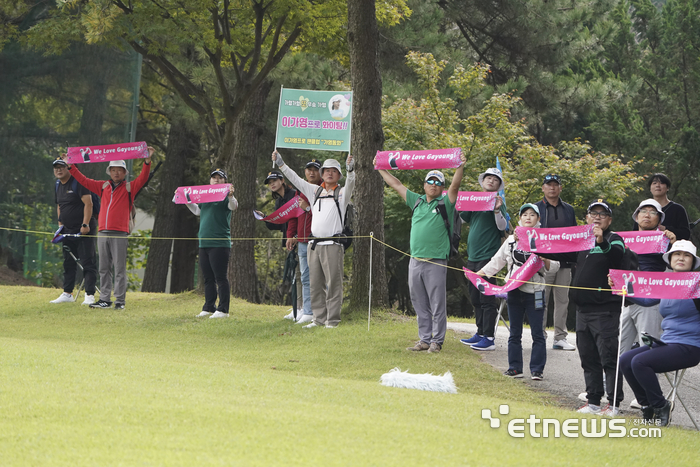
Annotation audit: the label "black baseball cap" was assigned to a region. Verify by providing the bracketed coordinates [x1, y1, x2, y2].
[210, 168, 227, 180]
[543, 174, 561, 185]
[305, 159, 321, 170]
[264, 170, 284, 184]
[52, 157, 68, 168]
[587, 198, 612, 214]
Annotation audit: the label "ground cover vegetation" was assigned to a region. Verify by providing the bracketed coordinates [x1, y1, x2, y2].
[2, 284, 698, 465]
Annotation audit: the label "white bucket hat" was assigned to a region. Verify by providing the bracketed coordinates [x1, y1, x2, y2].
[663, 240, 700, 270]
[106, 160, 129, 176]
[320, 159, 343, 180]
[632, 198, 665, 225]
[478, 167, 504, 190]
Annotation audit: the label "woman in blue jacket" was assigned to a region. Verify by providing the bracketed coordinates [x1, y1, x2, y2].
[618, 240, 700, 426]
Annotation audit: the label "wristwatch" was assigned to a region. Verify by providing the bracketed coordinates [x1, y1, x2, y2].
[82, 224, 88, 228]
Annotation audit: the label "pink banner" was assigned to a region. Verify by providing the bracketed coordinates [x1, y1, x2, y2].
[463, 254, 544, 296]
[66, 142, 149, 164]
[374, 148, 462, 170]
[173, 185, 230, 204]
[255, 195, 305, 224]
[455, 191, 497, 211]
[617, 231, 670, 255]
[610, 269, 700, 299]
[515, 225, 595, 253]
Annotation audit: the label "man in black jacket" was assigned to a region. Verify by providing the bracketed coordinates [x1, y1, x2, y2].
[540, 199, 625, 415]
[633, 173, 690, 240]
[535, 174, 577, 351]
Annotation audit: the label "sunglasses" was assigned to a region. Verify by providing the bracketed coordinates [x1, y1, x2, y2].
[425, 179, 444, 186]
[544, 174, 561, 183]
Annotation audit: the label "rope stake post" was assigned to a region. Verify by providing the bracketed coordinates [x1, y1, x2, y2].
[368, 232, 374, 331]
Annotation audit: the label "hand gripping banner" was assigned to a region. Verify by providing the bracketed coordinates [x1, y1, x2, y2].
[515, 224, 595, 253]
[66, 142, 149, 164]
[254, 195, 306, 224]
[463, 254, 544, 296]
[610, 269, 700, 299]
[173, 185, 230, 204]
[374, 148, 463, 170]
[616, 231, 670, 255]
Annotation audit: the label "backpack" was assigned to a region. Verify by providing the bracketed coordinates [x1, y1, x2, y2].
[313, 185, 354, 251]
[55, 178, 101, 220]
[412, 196, 463, 259]
[102, 181, 136, 234]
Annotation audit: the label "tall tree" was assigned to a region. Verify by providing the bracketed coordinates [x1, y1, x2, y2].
[347, 0, 388, 309]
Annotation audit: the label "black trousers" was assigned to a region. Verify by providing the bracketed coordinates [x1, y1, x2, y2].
[61, 231, 97, 295]
[199, 247, 231, 313]
[577, 310, 624, 407]
[467, 259, 499, 338]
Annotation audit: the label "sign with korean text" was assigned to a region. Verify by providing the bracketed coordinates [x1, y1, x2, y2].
[254, 195, 306, 224]
[66, 142, 149, 164]
[275, 88, 352, 152]
[463, 254, 544, 296]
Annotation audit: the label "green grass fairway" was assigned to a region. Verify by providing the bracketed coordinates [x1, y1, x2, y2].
[1, 286, 697, 466]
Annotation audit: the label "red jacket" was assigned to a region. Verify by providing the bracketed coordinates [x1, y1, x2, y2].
[287, 192, 313, 242]
[68, 162, 151, 233]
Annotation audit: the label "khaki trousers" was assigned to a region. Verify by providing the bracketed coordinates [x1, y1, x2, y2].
[308, 243, 345, 326]
[543, 267, 572, 342]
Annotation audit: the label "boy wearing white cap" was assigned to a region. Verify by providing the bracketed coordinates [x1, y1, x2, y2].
[272, 151, 354, 328]
[62, 149, 153, 309]
[375, 154, 466, 353]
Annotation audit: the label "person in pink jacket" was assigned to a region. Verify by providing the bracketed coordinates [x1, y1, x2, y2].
[62, 148, 153, 310]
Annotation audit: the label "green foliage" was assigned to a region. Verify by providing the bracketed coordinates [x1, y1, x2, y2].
[126, 229, 152, 291]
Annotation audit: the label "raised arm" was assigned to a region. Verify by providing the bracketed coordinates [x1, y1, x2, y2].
[374, 155, 407, 201]
[448, 152, 467, 204]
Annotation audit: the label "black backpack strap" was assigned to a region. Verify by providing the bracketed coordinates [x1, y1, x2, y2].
[411, 197, 422, 213]
[435, 199, 451, 236]
[313, 186, 324, 207]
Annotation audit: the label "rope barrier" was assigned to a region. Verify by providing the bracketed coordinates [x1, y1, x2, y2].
[0, 225, 625, 293]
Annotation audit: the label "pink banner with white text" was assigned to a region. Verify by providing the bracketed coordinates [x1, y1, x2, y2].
[374, 148, 462, 170]
[173, 184, 230, 204]
[610, 269, 700, 299]
[463, 254, 544, 296]
[455, 191, 497, 211]
[515, 225, 595, 253]
[254, 195, 305, 224]
[617, 231, 670, 255]
[66, 142, 149, 164]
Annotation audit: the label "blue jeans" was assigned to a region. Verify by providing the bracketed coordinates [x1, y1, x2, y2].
[507, 288, 546, 373]
[298, 242, 312, 316]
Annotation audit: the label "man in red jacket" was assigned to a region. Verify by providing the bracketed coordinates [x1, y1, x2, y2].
[62, 148, 153, 310]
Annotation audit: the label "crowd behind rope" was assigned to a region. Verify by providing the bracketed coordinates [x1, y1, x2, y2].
[50, 149, 697, 426]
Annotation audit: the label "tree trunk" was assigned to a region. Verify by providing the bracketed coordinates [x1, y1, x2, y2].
[226, 80, 273, 303]
[142, 119, 201, 292]
[347, 0, 389, 309]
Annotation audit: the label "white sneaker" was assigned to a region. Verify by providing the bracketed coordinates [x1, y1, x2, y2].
[303, 322, 317, 329]
[209, 311, 229, 318]
[296, 314, 313, 324]
[553, 339, 576, 351]
[578, 392, 608, 404]
[629, 398, 641, 409]
[81, 294, 95, 306]
[50, 292, 74, 304]
[325, 324, 337, 329]
[576, 403, 601, 414]
[283, 309, 295, 320]
[601, 404, 621, 416]
[196, 311, 213, 318]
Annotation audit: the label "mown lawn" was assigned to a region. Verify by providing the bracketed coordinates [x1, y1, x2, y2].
[1, 286, 696, 466]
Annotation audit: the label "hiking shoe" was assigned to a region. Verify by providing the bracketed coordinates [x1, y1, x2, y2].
[653, 400, 673, 426]
[296, 314, 313, 324]
[576, 403, 602, 415]
[553, 339, 576, 351]
[427, 342, 442, 353]
[81, 294, 95, 306]
[471, 336, 495, 351]
[303, 322, 318, 329]
[407, 341, 430, 351]
[600, 404, 620, 416]
[50, 292, 74, 304]
[531, 372, 544, 381]
[210, 311, 228, 318]
[114, 302, 125, 310]
[629, 398, 642, 409]
[460, 334, 482, 345]
[89, 300, 112, 309]
[196, 311, 213, 318]
[504, 369, 524, 378]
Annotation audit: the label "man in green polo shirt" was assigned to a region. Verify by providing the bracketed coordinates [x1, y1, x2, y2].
[376, 154, 466, 353]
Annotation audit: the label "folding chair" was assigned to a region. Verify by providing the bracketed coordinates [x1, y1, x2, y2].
[494, 293, 510, 338]
[63, 245, 100, 302]
[664, 369, 700, 430]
